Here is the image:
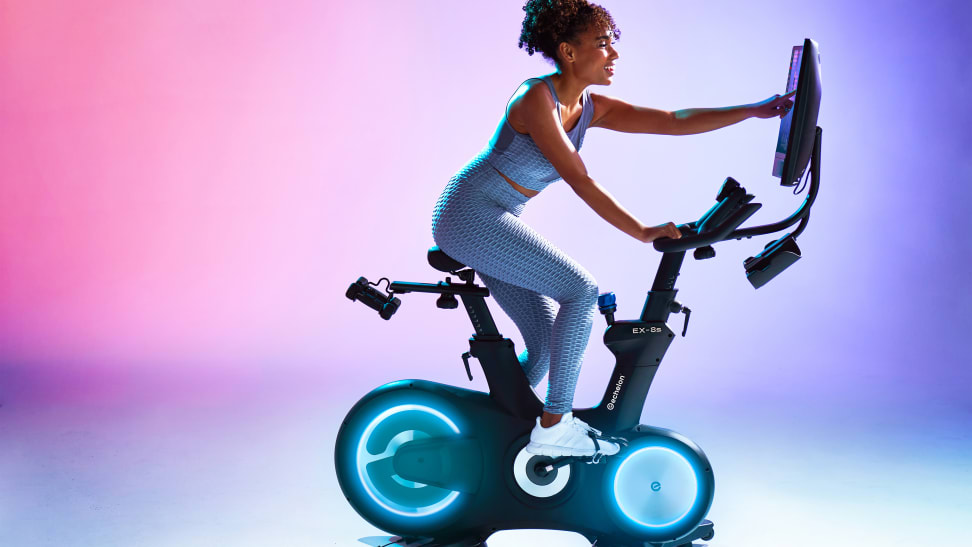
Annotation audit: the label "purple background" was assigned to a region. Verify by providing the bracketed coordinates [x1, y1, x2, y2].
[1, 1, 969, 545]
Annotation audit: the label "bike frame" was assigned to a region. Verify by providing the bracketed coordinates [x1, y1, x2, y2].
[401, 253, 687, 435]
[388, 248, 688, 435]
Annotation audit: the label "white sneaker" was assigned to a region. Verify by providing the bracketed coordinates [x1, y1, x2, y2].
[526, 412, 620, 457]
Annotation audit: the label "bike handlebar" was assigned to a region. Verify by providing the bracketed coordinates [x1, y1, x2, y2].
[653, 203, 762, 253]
[652, 127, 822, 254]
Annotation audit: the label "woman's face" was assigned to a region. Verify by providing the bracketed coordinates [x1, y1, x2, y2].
[563, 26, 619, 85]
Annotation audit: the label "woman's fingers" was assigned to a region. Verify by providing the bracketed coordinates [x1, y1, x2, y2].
[777, 91, 796, 111]
[771, 94, 795, 117]
[644, 222, 682, 243]
[656, 222, 681, 239]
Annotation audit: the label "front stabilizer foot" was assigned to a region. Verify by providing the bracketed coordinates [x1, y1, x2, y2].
[591, 519, 713, 547]
[359, 536, 486, 547]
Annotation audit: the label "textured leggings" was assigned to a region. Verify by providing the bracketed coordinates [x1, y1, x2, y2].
[431, 154, 598, 414]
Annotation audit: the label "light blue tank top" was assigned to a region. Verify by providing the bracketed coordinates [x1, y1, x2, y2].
[483, 75, 596, 193]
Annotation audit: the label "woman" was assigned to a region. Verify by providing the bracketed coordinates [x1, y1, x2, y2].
[431, 0, 794, 459]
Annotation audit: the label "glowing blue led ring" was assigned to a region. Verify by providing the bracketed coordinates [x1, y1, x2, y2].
[613, 446, 700, 528]
[356, 404, 461, 518]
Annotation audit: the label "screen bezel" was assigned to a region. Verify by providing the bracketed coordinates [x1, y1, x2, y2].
[779, 38, 821, 187]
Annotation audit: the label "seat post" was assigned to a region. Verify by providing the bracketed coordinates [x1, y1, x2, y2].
[460, 294, 500, 339]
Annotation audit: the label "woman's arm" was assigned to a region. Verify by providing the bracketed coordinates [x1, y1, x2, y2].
[569, 175, 681, 243]
[516, 84, 681, 243]
[590, 91, 795, 135]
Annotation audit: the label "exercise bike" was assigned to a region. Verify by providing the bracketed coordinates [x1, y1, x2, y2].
[337, 39, 822, 547]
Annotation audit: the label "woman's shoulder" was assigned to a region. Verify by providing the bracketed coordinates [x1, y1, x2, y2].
[506, 77, 557, 133]
[518, 75, 555, 96]
[509, 75, 558, 110]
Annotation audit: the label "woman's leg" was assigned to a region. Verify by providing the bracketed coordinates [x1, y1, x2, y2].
[476, 272, 555, 388]
[436, 210, 598, 415]
[432, 161, 618, 456]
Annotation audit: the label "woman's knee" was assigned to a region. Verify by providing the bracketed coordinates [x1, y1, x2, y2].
[557, 271, 598, 306]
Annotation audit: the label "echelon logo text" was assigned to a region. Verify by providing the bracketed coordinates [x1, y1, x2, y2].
[606, 375, 626, 410]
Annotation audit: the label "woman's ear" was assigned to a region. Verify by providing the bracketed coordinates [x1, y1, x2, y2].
[558, 41, 575, 63]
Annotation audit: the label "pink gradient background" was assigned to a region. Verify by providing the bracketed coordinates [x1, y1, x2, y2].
[1, 1, 969, 545]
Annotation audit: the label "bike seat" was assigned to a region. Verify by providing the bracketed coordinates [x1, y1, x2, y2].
[428, 246, 467, 273]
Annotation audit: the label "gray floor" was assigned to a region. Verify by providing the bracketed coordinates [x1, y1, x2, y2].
[2, 365, 969, 547]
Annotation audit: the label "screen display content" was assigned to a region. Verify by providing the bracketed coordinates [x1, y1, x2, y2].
[772, 46, 803, 178]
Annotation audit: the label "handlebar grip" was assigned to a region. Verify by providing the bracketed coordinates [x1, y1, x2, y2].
[653, 203, 762, 253]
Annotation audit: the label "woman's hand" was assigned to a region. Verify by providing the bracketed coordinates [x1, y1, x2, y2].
[749, 90, 797, 119]
[639, 222, 682, 243]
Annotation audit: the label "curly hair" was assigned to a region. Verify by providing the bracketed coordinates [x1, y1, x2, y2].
[518, 0, 620, 67]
